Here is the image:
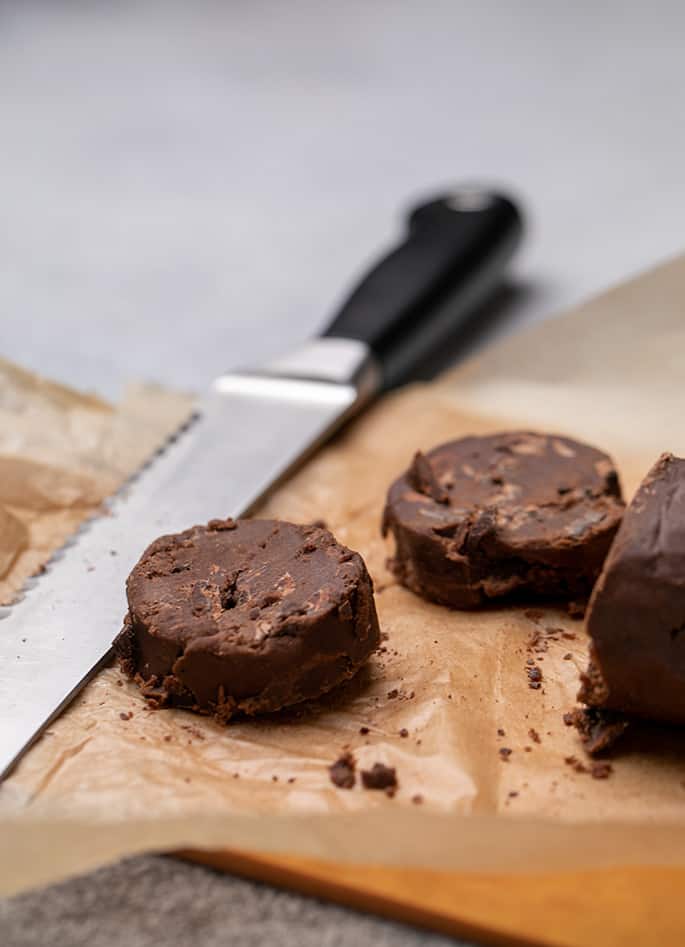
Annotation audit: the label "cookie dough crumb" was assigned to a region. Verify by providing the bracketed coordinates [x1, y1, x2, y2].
[567, 600, 586, 620]
[570, 707, 629, 755]
[329, 752, 356, 789]
[411, 794, 424, 805]
[564, 755, 588, 774]
[590, 761, 613, 779]
[361, 762, 397, 792]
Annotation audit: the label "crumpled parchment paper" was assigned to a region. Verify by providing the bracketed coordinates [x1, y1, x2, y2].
[1, 257, 685, 895]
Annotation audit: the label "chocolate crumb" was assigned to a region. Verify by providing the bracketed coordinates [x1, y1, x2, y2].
[387, 688, 399, 699]
[524, 746, 532, 752]
[399, 728, 409, 738]
[590, 761, 613, 779]
[564, 754, 588, 774]
[116, 679, 123, 687]
[359, 726, 370, 735]
[497, 728, 506, 737]
[563, 653, 573, 660]
[562, 711, 575, 726]
[163, 735, 172, 742]
[288, 777, 296, 784]
[119, 711, 133, 721]
[508, 790, 519, 798]
[527, 666, 543, 683]
[411, 794, 424, 805]
[570, 707, 629, 756]
[329, 752, 356, 789]
[309, 519, 328, 529]
[272, 775, 278, 782]
[361, 762, 397, 792]
[567, 600, 586, 620]
[528, 728, 541, 744]
[499, 747, 512, 761]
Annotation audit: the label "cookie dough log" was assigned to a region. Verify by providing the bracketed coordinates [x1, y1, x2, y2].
[114, 518, 380, 720]
[579, 453, 685, 724]
[382, 431, 625, 608]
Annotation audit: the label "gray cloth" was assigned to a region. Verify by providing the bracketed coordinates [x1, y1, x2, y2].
[0, 856, 471, 947]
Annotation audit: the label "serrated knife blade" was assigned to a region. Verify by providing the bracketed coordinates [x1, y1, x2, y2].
[0, 187, 523, 780]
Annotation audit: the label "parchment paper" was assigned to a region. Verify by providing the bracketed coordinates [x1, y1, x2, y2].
[2, 257, 685, 895]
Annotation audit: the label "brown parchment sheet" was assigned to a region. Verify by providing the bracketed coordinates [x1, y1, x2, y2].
[2, 257, 685, 895]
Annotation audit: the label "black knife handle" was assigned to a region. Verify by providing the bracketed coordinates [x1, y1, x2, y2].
[322, 187, 523, 390]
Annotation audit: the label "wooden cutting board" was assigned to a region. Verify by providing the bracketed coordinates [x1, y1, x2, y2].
[181, 849, 685, 947]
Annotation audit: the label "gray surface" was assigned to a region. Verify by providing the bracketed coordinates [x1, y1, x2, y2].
[0, 856, 462, 947]
[2, 1, 685, 945]
[2, 2, 685, 399]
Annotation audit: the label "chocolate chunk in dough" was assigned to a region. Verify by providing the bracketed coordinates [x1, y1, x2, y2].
[114, 518, 381, 721]
[579, 453, 685, 725]
[382, 432, 624, 608]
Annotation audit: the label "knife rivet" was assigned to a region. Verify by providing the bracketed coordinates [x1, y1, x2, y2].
[446, 188, 494, 212]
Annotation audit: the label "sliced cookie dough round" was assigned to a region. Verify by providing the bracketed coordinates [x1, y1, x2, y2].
[579, 452, 685, 725]
[381, 431, 625, 608]
[114, 518, 380, 720]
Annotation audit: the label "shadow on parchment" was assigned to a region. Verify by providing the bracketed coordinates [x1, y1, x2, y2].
[409, 278, 538, 383]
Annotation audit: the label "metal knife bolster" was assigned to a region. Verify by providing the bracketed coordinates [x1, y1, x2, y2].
[218, 337, 380, 414]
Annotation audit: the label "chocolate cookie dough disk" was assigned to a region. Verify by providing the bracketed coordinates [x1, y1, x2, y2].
[382, 432, 625, 608]
[114, 519, 380, 720]
[580, 453, 685, 724]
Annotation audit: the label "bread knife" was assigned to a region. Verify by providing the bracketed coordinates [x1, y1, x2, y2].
[0, 186, 523, 780]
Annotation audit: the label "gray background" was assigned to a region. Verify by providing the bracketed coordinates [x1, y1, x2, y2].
[2, 1, 685, 945]
[2, 1, 685, 399]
